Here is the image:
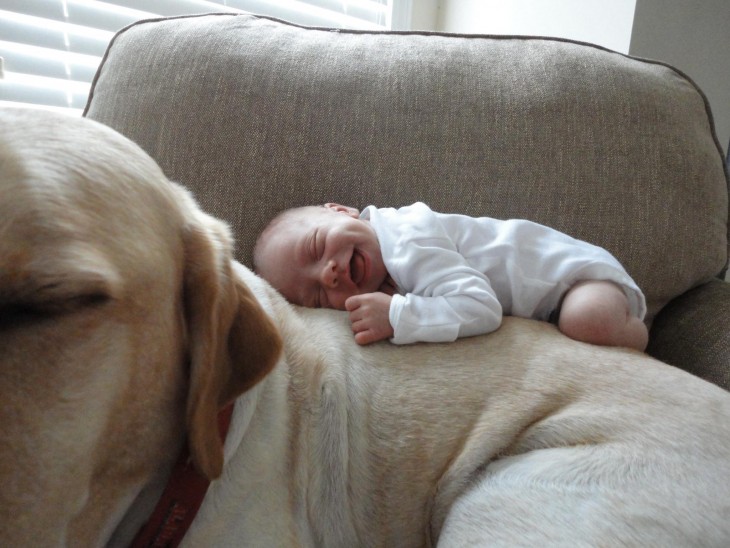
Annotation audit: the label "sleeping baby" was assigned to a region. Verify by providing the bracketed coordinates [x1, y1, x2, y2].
[253, 202, 648, 350]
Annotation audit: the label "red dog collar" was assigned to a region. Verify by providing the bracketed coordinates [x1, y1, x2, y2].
[130, 403, 235, 548]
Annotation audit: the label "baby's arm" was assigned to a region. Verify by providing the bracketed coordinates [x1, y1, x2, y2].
[390, 291, 502, 344]
[345, 247, 503, 346]
[345, 288, 503, 346]
[345, 293, 393, 345]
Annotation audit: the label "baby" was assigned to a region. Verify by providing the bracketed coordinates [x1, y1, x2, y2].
[254, 202, 648, 350]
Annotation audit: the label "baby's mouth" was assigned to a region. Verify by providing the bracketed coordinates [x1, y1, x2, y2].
[350, 249, 367, 286]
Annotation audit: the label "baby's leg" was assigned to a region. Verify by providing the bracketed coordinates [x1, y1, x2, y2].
[557, 281, 648, 351]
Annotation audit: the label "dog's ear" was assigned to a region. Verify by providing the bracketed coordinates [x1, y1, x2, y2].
[182, 218, 282, 480]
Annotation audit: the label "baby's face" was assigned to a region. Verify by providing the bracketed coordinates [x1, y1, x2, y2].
[258, 205, 388, 309]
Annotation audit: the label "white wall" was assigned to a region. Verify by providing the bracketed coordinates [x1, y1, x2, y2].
[407, 0, 439, 31]
[410, 0, 636, 53]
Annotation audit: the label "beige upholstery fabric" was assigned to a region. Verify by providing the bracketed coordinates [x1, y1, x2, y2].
[84, 13, 729, 323]
[648, 279, 730, 388]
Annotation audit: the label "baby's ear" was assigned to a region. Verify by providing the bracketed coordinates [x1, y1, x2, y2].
[324, 203, 360, 218]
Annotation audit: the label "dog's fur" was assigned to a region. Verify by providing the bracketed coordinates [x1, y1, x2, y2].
[2, 109, 730, 547]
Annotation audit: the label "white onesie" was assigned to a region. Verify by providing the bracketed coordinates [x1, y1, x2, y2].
[360, 202, 646, 345]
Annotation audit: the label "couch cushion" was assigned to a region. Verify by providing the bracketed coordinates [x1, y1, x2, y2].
[84, 13, 729, 321]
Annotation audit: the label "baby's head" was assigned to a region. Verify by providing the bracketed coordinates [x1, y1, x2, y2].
[254, 203, 388, 309]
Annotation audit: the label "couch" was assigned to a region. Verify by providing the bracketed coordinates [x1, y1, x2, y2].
[84, 13, 729, 389]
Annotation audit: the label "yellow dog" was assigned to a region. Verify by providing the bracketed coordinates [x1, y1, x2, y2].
[1, 109, 729, 547]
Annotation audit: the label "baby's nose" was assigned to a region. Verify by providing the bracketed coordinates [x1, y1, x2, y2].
[320, 260, 340, 288]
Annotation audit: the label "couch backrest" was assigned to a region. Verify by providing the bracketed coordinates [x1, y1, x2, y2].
[84, 13, 728, 321]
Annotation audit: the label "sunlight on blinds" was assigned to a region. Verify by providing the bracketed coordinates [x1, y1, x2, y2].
[0, 0, 393, 115]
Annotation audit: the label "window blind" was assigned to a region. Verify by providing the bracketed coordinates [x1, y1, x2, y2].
[0, 0, 394, 115]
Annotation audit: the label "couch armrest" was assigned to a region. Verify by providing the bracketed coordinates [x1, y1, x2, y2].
[648, 278, 730, 390]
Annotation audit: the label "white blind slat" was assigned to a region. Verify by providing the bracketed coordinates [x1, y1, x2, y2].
[109, 0, 244, 17]
[227, 0, 388, 28]
[0, 71, 89, 108]
[0, 40, 99, 81]
[0, 10, 114, 56]
[0, 99, 83, 115]
[0, 0, 395, 113]
[2, 0, 154, 31]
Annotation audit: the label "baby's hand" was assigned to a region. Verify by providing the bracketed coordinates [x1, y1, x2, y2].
[345, 292, 394, 345]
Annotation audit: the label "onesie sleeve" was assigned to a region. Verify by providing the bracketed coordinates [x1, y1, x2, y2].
[373, 203, 502, 345]
[389, 289, 502, 344]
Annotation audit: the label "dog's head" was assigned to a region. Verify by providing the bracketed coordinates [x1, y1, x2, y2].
[0, 109, 281, 545]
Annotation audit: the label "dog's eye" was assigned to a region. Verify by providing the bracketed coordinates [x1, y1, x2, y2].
[0, 259, 119, 330]
[0, 289, 111, 329]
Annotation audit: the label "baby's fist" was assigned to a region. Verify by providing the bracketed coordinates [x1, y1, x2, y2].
[345, 293, 394, 345]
